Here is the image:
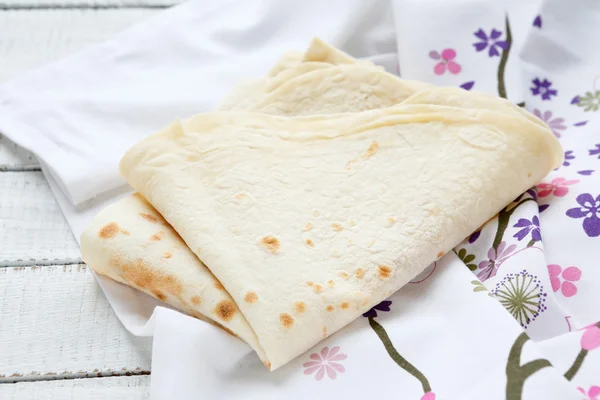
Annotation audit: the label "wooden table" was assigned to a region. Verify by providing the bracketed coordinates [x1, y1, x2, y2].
[0, 1, 184, 397]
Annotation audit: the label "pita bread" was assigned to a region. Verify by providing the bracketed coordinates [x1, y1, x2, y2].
[119, 97, 562, 369]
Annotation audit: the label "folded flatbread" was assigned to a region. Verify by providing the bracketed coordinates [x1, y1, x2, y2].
[81, 38, 563, 370]
[118, 98, 562, 369]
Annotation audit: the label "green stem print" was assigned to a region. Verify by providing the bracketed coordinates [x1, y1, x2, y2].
[368, 316, 432, 395]
[506, 332, 552, 400]
[497, 14, 512, 99]
[492, 198, 536, 251]
[563, 349, 588, 381]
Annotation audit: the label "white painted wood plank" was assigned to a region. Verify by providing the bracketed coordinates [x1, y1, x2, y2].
[0, 8, 161, 166]
[0, 264, 152, 379]
[0, 376, 150, 399]
[1, 0, 180, 8]
[0, 9, 159, 83]
[0, 171, 81, 264]
[0, 134, 38, 169]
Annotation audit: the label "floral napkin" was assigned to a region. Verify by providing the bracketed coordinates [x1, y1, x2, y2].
[393, 0, 600, 397]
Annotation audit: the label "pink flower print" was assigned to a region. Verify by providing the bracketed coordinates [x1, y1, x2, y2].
[303, 346, 347, 380]
[581, 323, 600, 351]
[421, 392, 436, 400]
[578, 386, 600, 400]
[532, 109, 567, 138]
[537, 177, 579, 197]
[547, 264, 581, 297]
[429, 49, 461, 75]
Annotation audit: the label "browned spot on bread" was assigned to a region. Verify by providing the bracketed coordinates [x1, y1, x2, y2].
[304, 222, 313, 232]
[120, 229, 130, 235]
[378, 265, 392, 279]
[387, 216, 396, 225]
[99, 222, 119, 239]
[244, 292, 258, 303]
[322, 326, 328, 337]
[327, 280, 335, 287]
[280, 313, 294, 328]
[191, 296, 201, 305]
[214, 281, 225, 290]
[314, 284, 324, 293]
[120, 259, 183, 296]
[163, 252, 173, 259]
[528, 172, 532, 178]
[215, 300, 236, 322]
[341, 301, 349, 309]
[151, 232, 165, 241]
[153, 290, 166, 301]
[339, 271, 349, 279]
[196, 248, 201, 255]
[264, 361, 272, 370]
[294, 302, 306, 313]
[331, 223, 343, 232]
[305, 239, 314, 247]
[133, 192, 145, 201]
[139, 212, 159, 223]
[363, 141, 380, 158]
[260, 236, 280, 254]
[437, 251, 444, 258]
[306, 281, 314, 287]
[109, 255, 122, 266]
[325, 305, 335, 312]
[355, 268, 366, 279]
[235, 192, 247, 200]
[312, 210, 320, 217]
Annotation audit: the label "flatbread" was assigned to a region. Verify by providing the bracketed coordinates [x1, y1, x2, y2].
[80, 193, 269, 363]
[119, 97, 562, 369]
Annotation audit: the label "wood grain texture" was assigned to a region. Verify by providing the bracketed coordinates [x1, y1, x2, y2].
[0, 264, 152, 380]
[0, 171, 81, 264]
[0, 376, 150, 399]
[0, 134, 38, 170]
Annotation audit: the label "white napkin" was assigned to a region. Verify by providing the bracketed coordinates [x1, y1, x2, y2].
[0, 0, 396, 208]
[0, 0, 598, 398]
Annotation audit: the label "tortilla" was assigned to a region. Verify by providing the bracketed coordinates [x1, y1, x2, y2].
[119, 98, 562, 369]
[80, 193, 269, 363]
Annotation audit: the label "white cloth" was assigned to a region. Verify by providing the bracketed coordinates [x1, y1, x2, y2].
[1, 0, 599, 399]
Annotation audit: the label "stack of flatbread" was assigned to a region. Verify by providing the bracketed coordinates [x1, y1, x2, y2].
[81, 38, 563, 371]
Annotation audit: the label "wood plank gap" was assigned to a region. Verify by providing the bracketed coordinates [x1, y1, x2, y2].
[0, 259, 83, 268]
[0, 369, 151, 384]
[0, 166, 42, 172]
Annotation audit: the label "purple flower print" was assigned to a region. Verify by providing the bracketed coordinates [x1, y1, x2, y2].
[303, 346, 347, 380]
[476, 241, 517, 281]
[513, 216, 542, 242]
[563, 150, 575, 167]
[566, 193, 600, 237]
[539, 204, 550, 213]
[589, 144, 600, 158]
[473, 28, 508, 57]
[460, 81, 475, 91]
[530, 78, 558, 100]
[533, 15, 542, 28]
[468, 230, 481, 243]
[532, 109, 566, 138]
[363, 300, 392, 318]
